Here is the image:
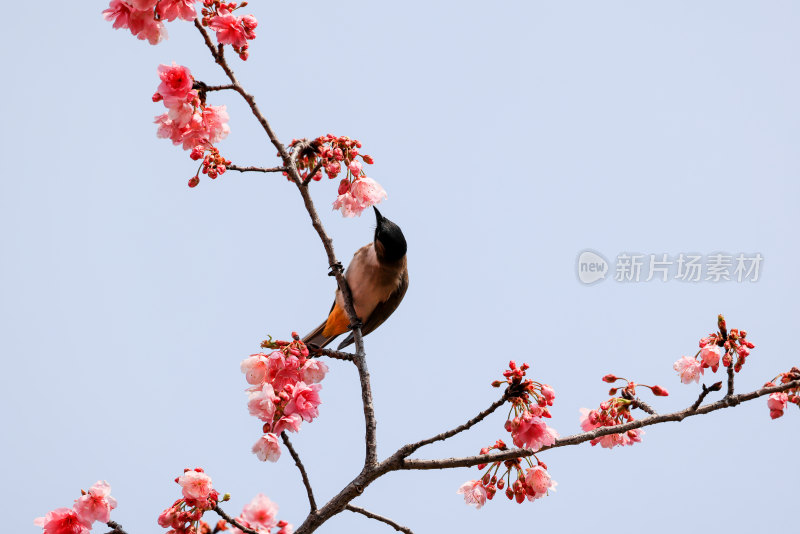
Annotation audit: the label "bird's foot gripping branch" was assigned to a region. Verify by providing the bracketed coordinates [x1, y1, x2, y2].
[33, 4, 800, 534]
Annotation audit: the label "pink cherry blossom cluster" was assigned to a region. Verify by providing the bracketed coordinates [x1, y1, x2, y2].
[242, 333, 328, 462]
[225, 494, 293, 534]
[102, 1, 257, 59]
[35, 481, 118, 534]
[765, 367, 800, 419]
[102, 0, 191, 45]
[457, 441, 557, 508]
[577, 374, 667, 449]
[673, 315, 756, 384]
[158, 469, 221, 534]
[287, 136, 387, 217]
[151, 63, 231, 187]
[457, 362, 559, 508]
[491, 361, 559, 451]
[201, 1, 258, 60]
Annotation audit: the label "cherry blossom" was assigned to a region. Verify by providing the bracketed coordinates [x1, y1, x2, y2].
[252, 433, 282, 462]
[34, 509, 91, 534]
[247, 382, 278, 422]
[284, 382, 322, 422]
[177, 469, 213, 501]
[510, 413, 558, 451]
[241, 353, 270, 385]
[700, 345, 721, 371]
[301, 359, 328, 384]
[157, 0, 197, 22]
[524, 466, 557, 501]
[457, 480, 488, 509]
[768, 392, 788, 419]
[73, 481, 118, 524]
[241, 494, 279, 530]
[673, 356, 703, 384]
[333, 177, 388, 217]
[156, 63, 194, 106]
[209, 7, 257, 49]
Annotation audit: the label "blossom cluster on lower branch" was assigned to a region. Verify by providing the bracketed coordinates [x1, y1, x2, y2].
[158, 469, 292, 534]
[459, 361, 560, 508]
[241, 334, 328, 462]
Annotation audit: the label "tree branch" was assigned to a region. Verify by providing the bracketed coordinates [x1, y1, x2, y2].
[213, 506, 260, 534]
[632, 398, 657, 415]
[345, 505, 414, 534]
[308, 347, 355, 362]
[227, 164, 287, 173]
[301, 161, 323, 186]
[281, 432, 317, 512]
[727, 365, 735, 397]
[195, 18, 378, 530]
[393, 391, 511, 460]
[397, 379, 800, 470]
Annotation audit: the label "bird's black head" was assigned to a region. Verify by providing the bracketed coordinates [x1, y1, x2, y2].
[373, 207, 407, 262]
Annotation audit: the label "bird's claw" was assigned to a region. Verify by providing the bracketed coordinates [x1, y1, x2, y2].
[328, 261, 344, 276]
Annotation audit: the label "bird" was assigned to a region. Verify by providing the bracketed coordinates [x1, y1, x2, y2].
[303, 207, 408, 350]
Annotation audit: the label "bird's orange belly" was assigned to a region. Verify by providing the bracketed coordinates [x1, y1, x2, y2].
[322, 303, 350, 338]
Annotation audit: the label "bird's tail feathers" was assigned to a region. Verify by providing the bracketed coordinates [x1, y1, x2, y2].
[302, 321, 338, 349]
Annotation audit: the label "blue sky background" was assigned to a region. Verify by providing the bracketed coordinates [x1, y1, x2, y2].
[3, 1, 799, 532]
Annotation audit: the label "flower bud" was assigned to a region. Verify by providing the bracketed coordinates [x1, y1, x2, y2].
[602, 374, 618, 383]
[651, 385, 669, 396]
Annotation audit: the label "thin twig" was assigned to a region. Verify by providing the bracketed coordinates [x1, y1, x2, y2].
[397, 379, 800, 471]
[202, 83, 236, 92]
[302, 161, 323, 186]
[632, 398, 657, 415]
[395, 391, 510, 459]
[346, 505, 414, 534]
[228, 164, 287, 173]
[308, 347, 355, 361]
[727, 365, 735, 397]
[691, 381, 722, 411]
[213, 506, 260, 534]
[281, 432, 317, 512]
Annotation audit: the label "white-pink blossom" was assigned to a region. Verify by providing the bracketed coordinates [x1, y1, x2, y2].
[252, 434, 281, 462]
[242, 494, 279, 530]
[332, 176, 387, 217]
[241, 353, 270, 385]
[674, 356, 703, 384]
[73, 481, 117, 524]
[525, 465, 557, 500]
[457, 480, 487, 509]
[247, 382, 279, 422]
[301, 359, 328, 384]
[177, 470, 213, 501]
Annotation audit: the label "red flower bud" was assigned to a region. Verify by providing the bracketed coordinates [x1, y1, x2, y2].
[602, 374, 618, 383]
[651, 385, 669, 396]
